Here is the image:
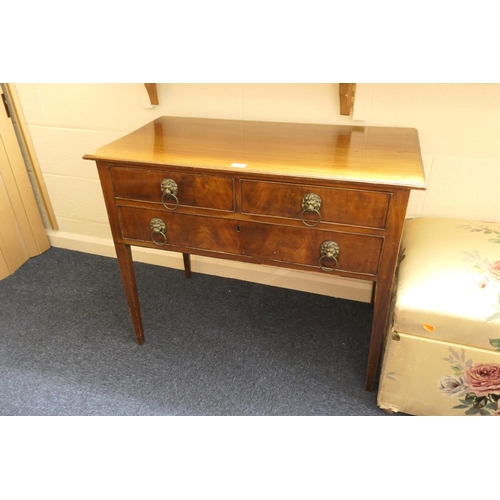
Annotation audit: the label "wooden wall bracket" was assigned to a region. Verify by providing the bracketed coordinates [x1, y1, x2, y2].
[339, 83, 356, 116]
[144, 84, 159, 105]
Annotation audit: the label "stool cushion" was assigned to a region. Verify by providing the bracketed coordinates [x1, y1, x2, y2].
[394, 217, 500, 351]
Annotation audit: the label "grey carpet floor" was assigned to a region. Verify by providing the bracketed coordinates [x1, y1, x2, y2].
[0, 247, 389, 415]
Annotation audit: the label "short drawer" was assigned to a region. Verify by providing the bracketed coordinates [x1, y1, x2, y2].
[110, 165, 235, 211]
[239, 222, 383, 276]
[240, 180, 390, 229]
[117, 206, 241, 254]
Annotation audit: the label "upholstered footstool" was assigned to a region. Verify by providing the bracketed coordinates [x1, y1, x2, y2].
[377, 217, 500, 416]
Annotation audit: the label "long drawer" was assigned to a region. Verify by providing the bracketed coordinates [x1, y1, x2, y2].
[110, 165, 235, 211]
[240, 179, 391, 229]
[117, 206, 383, 276]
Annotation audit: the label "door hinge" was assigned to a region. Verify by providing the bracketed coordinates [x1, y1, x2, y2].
[2, 93, 11, 118]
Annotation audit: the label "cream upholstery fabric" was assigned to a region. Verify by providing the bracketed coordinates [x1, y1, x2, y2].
[378, 217, 500, 416]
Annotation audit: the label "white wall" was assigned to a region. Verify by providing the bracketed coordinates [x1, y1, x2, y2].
[14, 83, 500, 302]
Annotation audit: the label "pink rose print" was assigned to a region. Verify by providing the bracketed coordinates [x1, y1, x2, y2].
[441, 348, 500, 415]
[464, 363, 500, 396]
[487, 261, 500, 282]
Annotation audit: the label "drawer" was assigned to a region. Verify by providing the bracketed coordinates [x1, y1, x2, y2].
[239, 222, 383, 276]
[117, 206, 241, 254]
[110, 166, 235, 211]
[240, 180, 390, 229]
[117, 206, 382, 277]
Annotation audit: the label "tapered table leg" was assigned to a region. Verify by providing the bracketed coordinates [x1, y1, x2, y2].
[114, 243, 145, 344]
[365, 281, 392, 391]
[182, 253, 191, 278]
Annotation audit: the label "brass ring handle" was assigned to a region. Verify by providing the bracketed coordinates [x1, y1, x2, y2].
[160, 178, 179, 211]
[301, 208, 321, 227]
[150, 217, 167, 246]
[301, 193, 322, 227]
[319, 241, 340, 272]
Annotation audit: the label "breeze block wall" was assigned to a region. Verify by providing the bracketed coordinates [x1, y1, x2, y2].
[14, 83, 500, 302]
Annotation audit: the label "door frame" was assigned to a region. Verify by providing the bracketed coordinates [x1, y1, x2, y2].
[0, 84, 51, 279]
[1, 83, 58, 229]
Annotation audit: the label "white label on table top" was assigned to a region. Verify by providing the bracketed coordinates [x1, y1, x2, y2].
[230, 163, 247, 168]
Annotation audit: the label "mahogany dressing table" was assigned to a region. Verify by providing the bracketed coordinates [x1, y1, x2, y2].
[83, 116, 425, 391]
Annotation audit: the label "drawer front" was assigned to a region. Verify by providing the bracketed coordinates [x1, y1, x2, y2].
[240, 180, 390, 229]
[110, 166, 235, 211]
[117, 206, 241, 254]
[239, 222, 383, 276]
[117, 206, 382, 277]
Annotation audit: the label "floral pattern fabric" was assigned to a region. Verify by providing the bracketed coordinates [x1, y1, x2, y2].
[439, 347, 500, 415]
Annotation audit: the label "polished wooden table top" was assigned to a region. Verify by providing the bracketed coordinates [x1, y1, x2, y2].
[84, 116, 426, 189]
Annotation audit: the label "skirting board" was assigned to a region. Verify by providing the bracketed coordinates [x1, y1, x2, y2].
[46, 230, 373, 303]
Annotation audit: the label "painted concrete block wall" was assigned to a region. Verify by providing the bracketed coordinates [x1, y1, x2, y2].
[13, 83, 500, 302]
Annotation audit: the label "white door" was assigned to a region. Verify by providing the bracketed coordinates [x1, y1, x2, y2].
[0, 90, 49, 280]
